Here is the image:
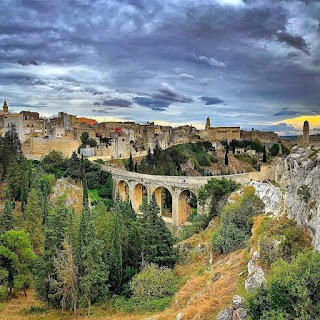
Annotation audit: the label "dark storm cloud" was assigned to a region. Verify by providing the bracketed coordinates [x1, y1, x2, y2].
[276, 31, 309, 53]
[151, 83, 193, 103]
[0, 0, 319, 124]
[133, 97, 170, 111]
[274, 110, 300, 116]
[200, 97, 225, 105]
[101, 99, 132, 108]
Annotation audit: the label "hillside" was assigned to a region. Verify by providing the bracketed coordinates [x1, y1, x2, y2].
[122, 142, 261, 176]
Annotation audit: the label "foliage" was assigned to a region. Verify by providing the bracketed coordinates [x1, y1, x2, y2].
[42, 150, 67, 178]
[269, 143, 280, 157]
[0, 230, 36, 299]
[77, 199, 109, 314]
[234, 153, 257, 166]
[212, 187, 264, 253]
[259, 217, 311, 264]
[139, 195, 178, 268]
[179, 213, 210, 241]
[247, 251, 320, 319]
[0, 201, 15, 233]
[198, 178, 238, 217]
[0, 124, 24, 178]
[34, 204, 74, 307]
[130, 263, 177, 300]
[24, 188, 44, 254]
[262, 146, 267, 163]
[137, 142, 217, 176]
[297, 185, 311, 203]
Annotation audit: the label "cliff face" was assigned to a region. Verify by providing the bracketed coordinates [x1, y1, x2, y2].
[283, 147, 320, 250]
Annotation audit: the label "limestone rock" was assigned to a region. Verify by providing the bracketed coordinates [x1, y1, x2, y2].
[211, 272, 221, 283]
[176, 312, 183, 320]
[237, 308, 248, 320]
[280, 148, 320, 251]
[252, 250, 260, 261]
[232, 295, 245, 309]
[245, 260, 266, 292]
[249, 180, 283, 215]
[216, 307, 234, 320]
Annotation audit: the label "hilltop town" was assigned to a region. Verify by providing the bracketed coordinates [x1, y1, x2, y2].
[0, 100, 301, 161]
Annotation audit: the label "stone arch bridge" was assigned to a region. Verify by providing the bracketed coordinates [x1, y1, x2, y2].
[102, 165, 274, 227]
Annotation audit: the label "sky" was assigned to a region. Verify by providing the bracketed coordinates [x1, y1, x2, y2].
[0, 0, 319, 135]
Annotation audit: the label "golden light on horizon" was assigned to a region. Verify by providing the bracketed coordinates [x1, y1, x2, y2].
[280, 115, 320, 130]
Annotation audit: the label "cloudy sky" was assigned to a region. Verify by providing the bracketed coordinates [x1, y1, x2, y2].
[0, 0, 319, 135]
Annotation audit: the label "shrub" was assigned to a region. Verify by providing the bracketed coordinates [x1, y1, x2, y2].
[130, 263, 177, 300]
[247, 251, 320, 319]
[297, 185, 311, 203]
[259, 217, 311, 264]
[212, 187, 264, 254]
[22, 306, 48, 315]
[179, 214, 210, 241]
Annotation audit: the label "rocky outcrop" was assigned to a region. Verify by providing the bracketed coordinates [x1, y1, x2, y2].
[280, 147, 320, 250]
[216, 295, 247, 320]
[245, 250, 266, 292]
[250, 181, 283, 215]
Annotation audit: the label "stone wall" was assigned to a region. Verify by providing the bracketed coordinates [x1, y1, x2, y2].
[29, 137, 80, 158]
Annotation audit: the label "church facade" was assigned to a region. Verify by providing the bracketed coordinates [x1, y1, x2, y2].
[205, 117, 241, 143]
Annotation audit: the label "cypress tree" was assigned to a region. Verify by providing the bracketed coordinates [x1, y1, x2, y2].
[77, 177, 108, 315]
[34, 205, 73, 306]
[0, 200, 15, 233]
[24, 188, 44, 254]
[225, 145, 229, 166]
[129, 152, 134, 172]
[263, 145, 267, 163]
[140, 194, 177, 268]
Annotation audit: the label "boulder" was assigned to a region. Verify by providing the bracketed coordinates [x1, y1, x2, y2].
[237, 308, 248, 320]
[232, 295, 245, 309]
[211, 272, 221, 283]
[216, 307, 234, 320]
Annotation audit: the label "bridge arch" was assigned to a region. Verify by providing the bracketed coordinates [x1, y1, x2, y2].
[116, 180, 129, 200]
[152, 186, 173, 220]
[178, 189, 198, 224]
[133, 183, 148, 212]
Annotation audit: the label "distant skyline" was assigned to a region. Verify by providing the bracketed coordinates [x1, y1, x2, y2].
[0, 0, 319, 135]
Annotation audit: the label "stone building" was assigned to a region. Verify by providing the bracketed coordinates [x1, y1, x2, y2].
[241, 128, 279, 143]
[205, 116, 241, 143]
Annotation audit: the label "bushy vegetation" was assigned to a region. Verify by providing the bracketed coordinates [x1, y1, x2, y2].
[258, 216, 312, 265]
[248, 251, 320, 319]
[212, 187, 264, 254]
[136, 141, 217, 176]
[130, 263, 177, 300]
[199, 178, 238, 217]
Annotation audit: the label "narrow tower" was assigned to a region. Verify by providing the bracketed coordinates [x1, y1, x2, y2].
[205, 116, 211, 131]
[303, 120, 310, 146]
[3, 100, 8, 113]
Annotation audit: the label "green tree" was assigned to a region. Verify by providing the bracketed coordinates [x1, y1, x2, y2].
[129, 152, 134, 172]
[24, 188, 44, 254]
[64, 152, 82, 180]
[0, 124, 24, 178]
[0, 200, 15, 233]
[224, 145, 229, 166]
[262, 146, 267, 163]
[140, 195, 177, 268]
[34, 204, 73, 306]
[269, 143, 280, 157]
[0, 230, 35, 298]
[77, 200, 108, 314]
[80, 132, 89, 145]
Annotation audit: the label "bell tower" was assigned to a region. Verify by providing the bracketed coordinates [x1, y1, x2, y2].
[303, 120, 310, 146]
[3, 100, 8, 113]
[205, 116, 211, 131]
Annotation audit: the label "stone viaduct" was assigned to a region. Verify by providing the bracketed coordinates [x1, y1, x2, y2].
[102, 165, 274, 227]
